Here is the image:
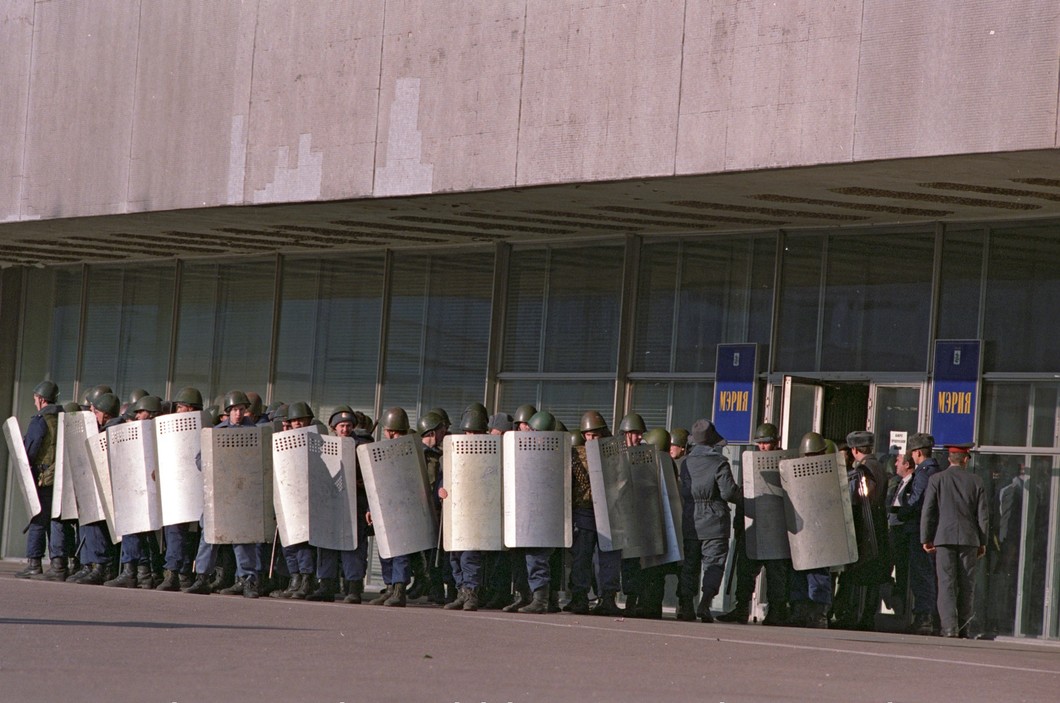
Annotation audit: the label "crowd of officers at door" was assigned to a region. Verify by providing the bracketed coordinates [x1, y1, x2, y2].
[14, 380, 987, 638]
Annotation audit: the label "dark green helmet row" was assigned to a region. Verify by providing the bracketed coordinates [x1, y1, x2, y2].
[81, 384, 113, 407]
[513, 404, 538, 425]
[382, 407, 410, 432]
[569, 431, 585, 447]
[799, 431, 827, 457]
[286, 401, 314, 422]
[223, 390, 250, 412]
[459, 408, 489, 433]
[127, 388, 149, 405]
[428, 407, 451, 427]
[33, 380, 59, 403]
[173, 386, 204, 409]
[132, 395, 163, 415]
[91, 392, 121, 418]
[579, 410, 608, 434]
[643, 428, 671, 452]
[61, 401, 81, 413]
[618, 412, 646, 433]
[417, 411, 445, 434]
[528, 411, 556, 432]
[246, 391, 264, 417]
[669, 427, 688, 448]
[329, 404, 355, 428]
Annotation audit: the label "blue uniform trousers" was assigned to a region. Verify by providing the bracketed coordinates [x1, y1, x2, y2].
[119, 532, 151, 566]
[571, 507, 621, 595]
[380, 554, 412, 585]
[524, 547, 554, 593]
[449, 550, 483, 589]
[316, 542, 369, 581]
[282, 542, 315, 575]
[162, 523, 195, 573]
[679, 537, 729, 600]
[80, 521, 114, 565]
[790, 567, 833, 606]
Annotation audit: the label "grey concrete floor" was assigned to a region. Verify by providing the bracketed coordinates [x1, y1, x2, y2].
[1, 560, 1058, 703]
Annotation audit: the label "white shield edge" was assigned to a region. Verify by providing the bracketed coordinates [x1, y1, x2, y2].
[154, 411, 207, 526]
[502, 431, 572, 549]
[272, 427, 315, 546]
[441, 434, 504, 552]
[64, 411, 106, 526]
[742, 448, 795, 561]
[308, 434, 358, 551]
[106, 419, 163, 536]
[621, 444, 666, 558]
[585, 436, 624, 551]
[641, 451, 684, 567]
[52, 413, 66, 519]
[3, 416, 41, 519]
[356, 434, 437, 559]
[85, 431, 120, 543]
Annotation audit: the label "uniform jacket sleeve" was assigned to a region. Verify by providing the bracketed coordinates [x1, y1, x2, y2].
[920, 475, 940, 544]
[976, 480, 990, 547]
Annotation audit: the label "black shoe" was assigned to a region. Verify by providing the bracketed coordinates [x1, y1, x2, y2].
[590, 593, 622, 617]
[155, 569, 181, 591]
[343, 580, 364, 604]
[104, 563, 139, 588]
[242, 576, 260, 599]
[482, 591, 511, 610]
[14, 558, 43, 579]
[66, 564, 92, 584]
[31, 557, 69, 582]
[182, 573, 212, 595]
[136, 565, 156, 589]
[518, 588, 550, 614]
[406, 578, 425, 600]
[384, 582, 407, 607]
[716, 608, 749, 624]
[219, 576, 250, 596]
[306, 578, 338, 602]
[290, 574, 313, 600]
[368, 585, 393, 606]
[502, 592, 531, 613]
[78, 563, 107, 586]
[676, 597, 696, 622]
[696, 598, 715, 623]
[271, 573, 301, 599]
[178, 573, 194, 590]
[564, 592, 590, 615]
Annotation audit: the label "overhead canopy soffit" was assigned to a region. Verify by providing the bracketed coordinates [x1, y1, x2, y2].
[1, 150, 1058, 267]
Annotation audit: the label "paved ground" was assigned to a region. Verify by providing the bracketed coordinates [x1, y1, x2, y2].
[1, 561, 1058, 703]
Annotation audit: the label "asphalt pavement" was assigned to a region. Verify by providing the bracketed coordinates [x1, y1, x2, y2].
[1, 560, 1057, 703]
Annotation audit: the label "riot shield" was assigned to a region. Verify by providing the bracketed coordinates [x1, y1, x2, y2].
[85, 431, 119, 540]
[356, 434, 437, 559]
[106, 420, 163, 536]
[641, 451, 684, 568]
[2, 417, 41, 519]
[52, 414, 70, 519]
[621, 444, 666, 559]
[778, 452, 858, 571]
[503, 431, 572, 549]
[155, 411, 207, 526]
[584, 436, 630, 551]
[202, 426, 275, 544]
[272, 427, 314, 546]
[307, 433, 358, 551]
[441, 434, 504, 552]
[742, 449, 795, 560]
[63, 411, 107, 527]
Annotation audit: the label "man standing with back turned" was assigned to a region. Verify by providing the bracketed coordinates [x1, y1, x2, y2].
[921, 444, 988, 638]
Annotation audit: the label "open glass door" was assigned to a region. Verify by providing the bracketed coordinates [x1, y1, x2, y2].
[780, 376, 824, 450]
[867, 383, 923, 450]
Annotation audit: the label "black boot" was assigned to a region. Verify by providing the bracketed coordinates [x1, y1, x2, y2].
[564, 592, 590, 615]
[219, 575, 251, 596]
[763, 602, 789, 626]
[622, 592, 639, 617]
[483, 590, 512, 610]
[716, 604, 750, 624]
[271, 573, 301, 599]
[242, 575, 260, 599]
[368, 585, 393, 606]
[463, 587, 481, 611]
[104, 563, 139, 588]
[444, 587, 469, 610]
[696, 596, 715, 623]
[155, 569, 181, 591]
[78, 563, 108, 586]
[183, 573, 212, 595]
[344, 579, 364, 604]
[67, 556, 81, 576]
[384, 582, 407, 607]
[178, 573, 194, 590]
[306, 577, 338, 602]
[66, 563, 92, 584]
[291, 574, 313, 600]
[31, 557, 69, 582]
[209, 564, 234, 593]
[502, 591, 531, 613]
[14, 558, 43, 579]
[676, 596, 696, 622]
[136, 565, 155, 589]
[518, 588, 550, 614]
[805, 603, 829, 629]
[590, 592, 622, 617]
[548, 589, 561, 613]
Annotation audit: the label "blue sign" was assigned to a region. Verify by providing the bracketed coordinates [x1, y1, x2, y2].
[713, 344, 757, 444]
[930, 340, 981, 446]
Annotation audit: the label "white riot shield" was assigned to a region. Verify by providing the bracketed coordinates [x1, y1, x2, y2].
[356, 434, 437, 559]
[155, 411, 207, 526]
[107, 420, 163, 536]
[503, 431, 572, 548]
[2, 417, 41, 519]
[86, 431, 119, 540]
[442, 434, 504, 552]
[272, 427, 314, 546]
[64, 412, 108, 527]
[202, 426, 275, 544]
[308, 434, 358, 551]
[54, 413, 79, 520]
[585, 436, 631, 551]
[641, 451, 684, 568]
[622, 444, 666, 559]
[778, 452, 858, 571]
[743, 449, 795, 560]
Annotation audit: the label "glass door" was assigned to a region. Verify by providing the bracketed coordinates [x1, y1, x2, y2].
[868, 384, 923, 451]
[780, 376, 824, 451]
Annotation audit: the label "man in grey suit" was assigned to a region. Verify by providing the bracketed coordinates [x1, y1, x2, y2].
[921, 445, 989, 638]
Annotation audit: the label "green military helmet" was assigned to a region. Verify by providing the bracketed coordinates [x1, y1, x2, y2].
[126, 388, 149, 405]
[528, 411, 556, 432]
[381, 407, 410, 433]
[246, 391, 264, 417]
[33, 380, 59, 404]
[513, 404, 538, 425]
[272, 403, 289, 421]
[204, 406, 222, 426]
[62, 401, 81, 413]
[459, 408, 489, 433]
[428, 407, 451, 427]
[417, 411, 445, 434]
[753, 422, 779, 443]
[554, 419, 568, 432]
[81, 384, 108, 407]
[329, 404, 355, 428]
[579, 410, 609, 434]
[824, 438, 839, 455]
[132, 395, 163, 415]
[463, 402, 488, 417]
[618, 412, 646, 433]
[91, 392, 121, 418]
[286, 401, 314, 423]
[798, 431, 828, 457]
[173, 386, 204, 409]
[643, 428, 671, 452]
[569, 431, 585, 447]
[223, 390, 251, 411]
[670, 427, 689, 449]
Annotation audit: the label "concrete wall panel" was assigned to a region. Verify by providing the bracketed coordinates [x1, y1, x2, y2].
[247, 1, 384, 204]
[129, 0, 258, 212]
[677, 0, 862, 174]
[517, 0, 684, 185]
[22, 0, 140, 219]
[855, 0, 1060, 159]
[0, 1, 34, 222]
[374, 1, 524, 196]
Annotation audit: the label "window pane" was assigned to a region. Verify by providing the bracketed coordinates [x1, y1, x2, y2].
[984, 224, 1060, 372]
[632, 243, 679, 373]
[872, 386, 920, 451]
[498, 379, 615, 432]
[820, 232, 933, 372]
[775, 235, 823, 371]
[17, 267, 82, 411]
[629, 382, 670, 430]
[502, 249, 546, 372]
[172, 258, 276, 402]
[938, 227, 984, 340]
[673, 381, 714, 433]
[80, 263, 175, 399]
[274, 254, 384, 418]
[629, 380, 714, 433]
[543, 245, 623, 373]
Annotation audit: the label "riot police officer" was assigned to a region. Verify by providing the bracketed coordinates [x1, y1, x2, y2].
[617, 412, 647, 610]
[366, 407, 415, 607]
[270, 402, 317, 600]
[71, 392, 122, 585]
[156, 387, 206, 591]
[786, 432, 834, 628]
[901, 432, 941, 635]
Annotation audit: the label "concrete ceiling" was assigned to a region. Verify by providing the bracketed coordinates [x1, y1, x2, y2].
[1, 149, 1058, 267]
